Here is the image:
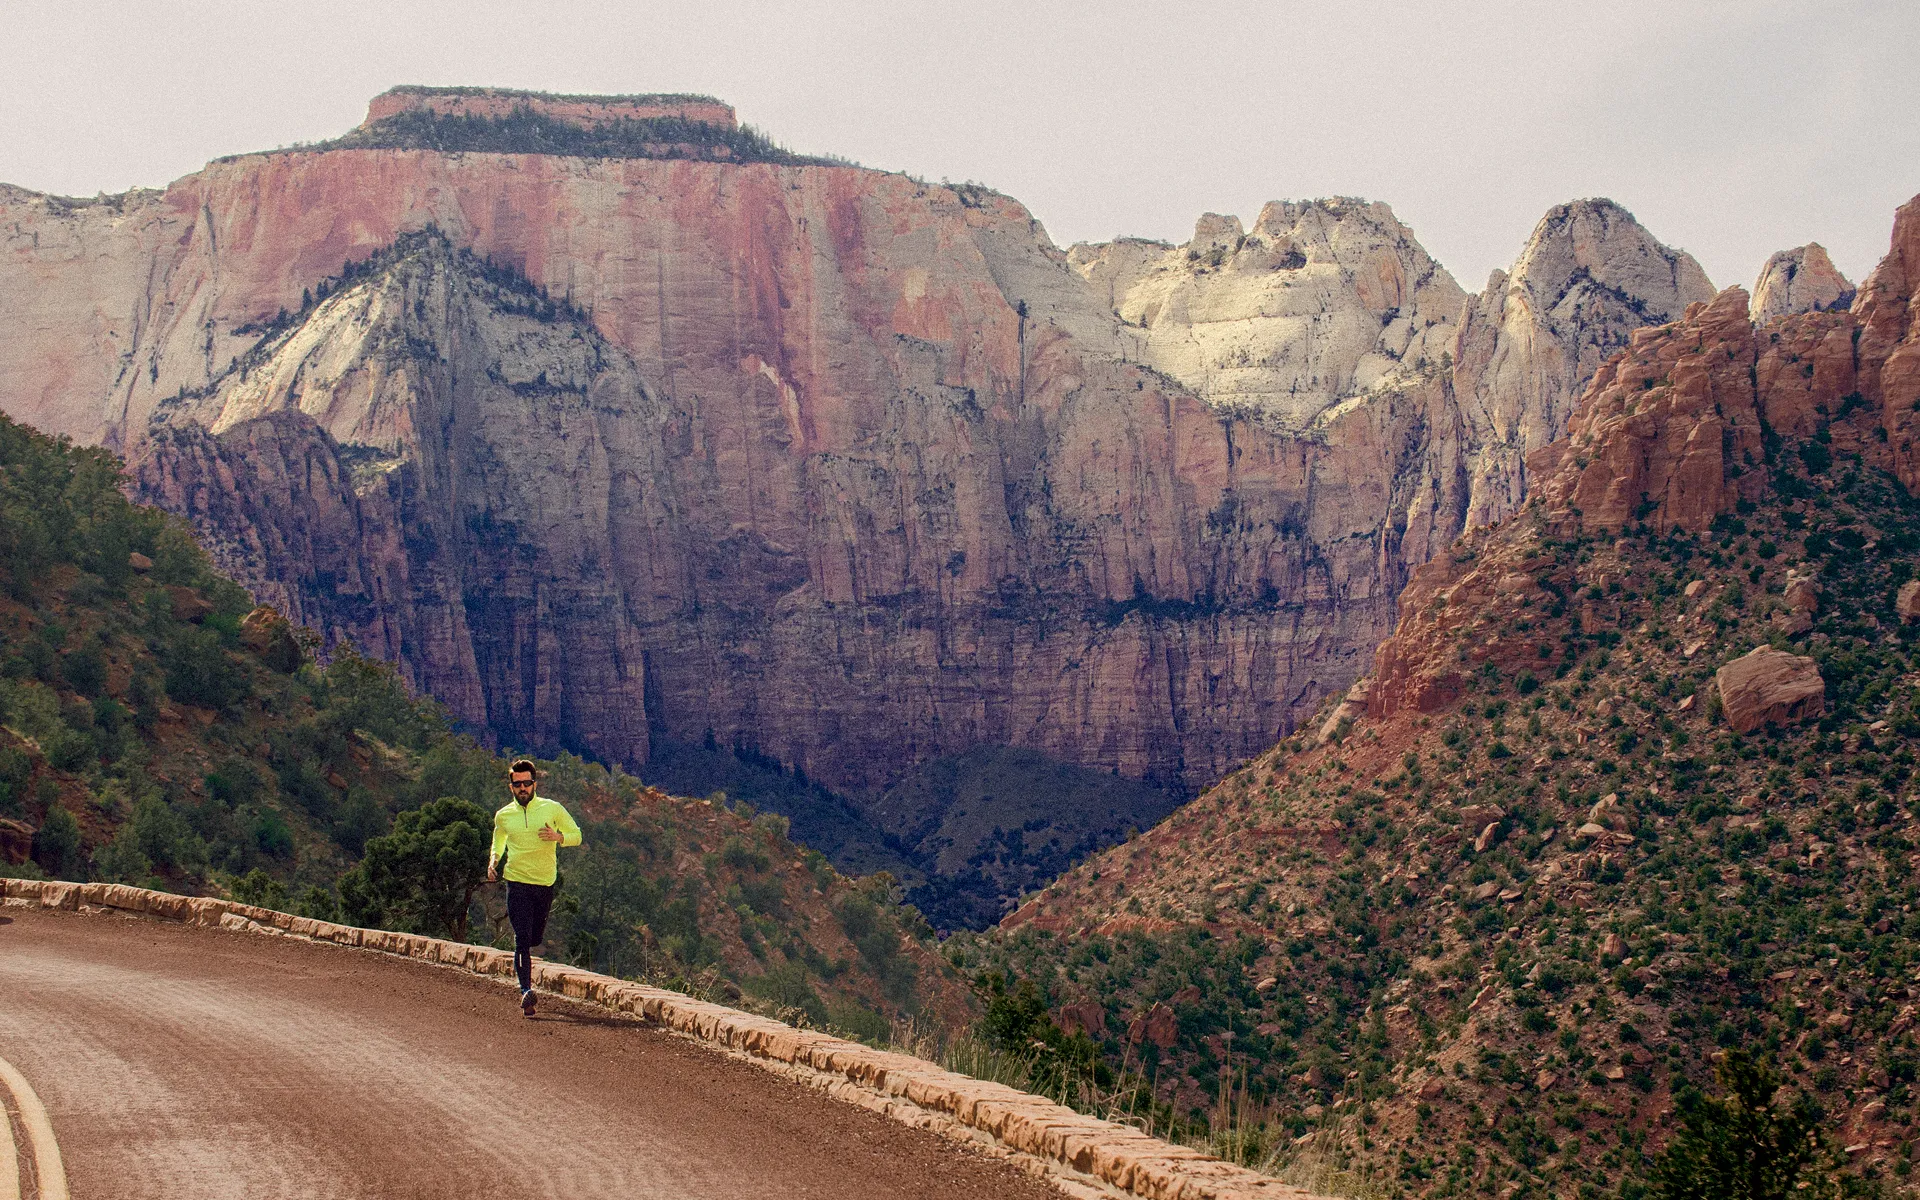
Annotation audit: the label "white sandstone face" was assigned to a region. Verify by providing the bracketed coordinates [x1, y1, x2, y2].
[1751, 242, 1855, 325]
[1445, 198, 1716, 530]
[1067, 198, 1466, 431]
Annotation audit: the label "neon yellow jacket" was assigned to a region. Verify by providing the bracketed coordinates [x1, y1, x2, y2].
[489, 795, 582, 886]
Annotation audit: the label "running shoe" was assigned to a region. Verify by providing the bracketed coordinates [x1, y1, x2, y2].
[521, 989, 537, 1017]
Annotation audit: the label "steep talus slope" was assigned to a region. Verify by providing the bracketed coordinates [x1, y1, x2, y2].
[971, 197, 1920, 1193]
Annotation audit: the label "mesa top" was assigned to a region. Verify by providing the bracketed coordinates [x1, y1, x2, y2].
[489, 794, 583, 885]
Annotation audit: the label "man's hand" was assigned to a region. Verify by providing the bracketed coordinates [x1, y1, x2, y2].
[486, 864, 497, 881]
[537, 824, 564, 843]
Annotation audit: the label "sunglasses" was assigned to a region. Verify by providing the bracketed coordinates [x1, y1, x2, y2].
[509, 779, 535, 789]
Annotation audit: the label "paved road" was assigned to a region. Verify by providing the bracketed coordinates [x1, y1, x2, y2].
[0, 907, 1060, 1199]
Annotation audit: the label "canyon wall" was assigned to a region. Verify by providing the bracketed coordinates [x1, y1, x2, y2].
[0, 104, 1715, 801]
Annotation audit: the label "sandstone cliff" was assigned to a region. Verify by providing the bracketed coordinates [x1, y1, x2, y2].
[1067, 200, 1466, 431]
[1069, 197, 1715, 535]
[1751, 241, 1854, 323]
[0, 96, 1719, 820]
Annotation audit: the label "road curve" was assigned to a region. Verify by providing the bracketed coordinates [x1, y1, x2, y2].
[0, 907, 1061, 1200]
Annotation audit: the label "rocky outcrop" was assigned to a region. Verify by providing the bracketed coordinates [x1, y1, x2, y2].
[1535, 286, 1763, 532]
[1899, 581, 1920, 622]
[1752, 243, 1854, 324]
[1445, 199, 1716, 530]
[362, 85, 736, 130]
[1068, 200, 1465, 431]
[1373, 196, 1920, 718]
[1715, 647, 1826, 734]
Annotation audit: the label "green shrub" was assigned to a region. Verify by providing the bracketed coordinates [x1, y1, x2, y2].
[337, 795, 489, 940]
[230, 867, 289, 910]
[60, 645, 107, 696]
[1649, 1049, 1851, 1200]
[91, 826, 153, 884]
[0, 747, 30, 816]
[251, 809, 295, 858]
[163, 626, 250, 711]
[30, 804, 82, 878]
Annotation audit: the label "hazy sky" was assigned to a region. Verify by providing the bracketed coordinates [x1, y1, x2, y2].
[5, 1, 1915, 294]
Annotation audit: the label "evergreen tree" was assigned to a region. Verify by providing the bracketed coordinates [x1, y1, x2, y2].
[338, 796, 489, 940]
[1652, 1050, 1845, 1200]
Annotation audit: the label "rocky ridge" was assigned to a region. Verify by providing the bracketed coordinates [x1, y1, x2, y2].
[361, 85, 737, 130]
[972, 196, 1920, 1192]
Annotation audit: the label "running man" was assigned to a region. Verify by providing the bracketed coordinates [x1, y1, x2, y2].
[486, 759, 582, 1016]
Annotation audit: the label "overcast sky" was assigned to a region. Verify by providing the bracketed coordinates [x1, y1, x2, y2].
[5, 0, 1915, 294]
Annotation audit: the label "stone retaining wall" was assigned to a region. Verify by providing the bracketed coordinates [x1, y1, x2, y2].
[1, 878, 1321, 1200]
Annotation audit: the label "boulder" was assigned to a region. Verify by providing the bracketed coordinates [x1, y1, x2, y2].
[1316, 678, 1373, 744]
[1782, 569, 1819, 613]
[1057, 1000, 1106, 1039]
[239, 604, 303, 672]
[239, 605, 287, 652]
[1128, 1003, 1178, 1049]
[1588, 793, 1627, 831]
[1457, 804, 1505, 831]
[1898, 580, 1920, 623]
[1715, 647, 1825, 734]
[127, 551, 153, 572]
[165, 585, 214, 624]
[0, 817, 32, 863]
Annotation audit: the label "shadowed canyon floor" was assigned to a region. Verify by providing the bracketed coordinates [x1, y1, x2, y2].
[0, 907, 1061, 1200]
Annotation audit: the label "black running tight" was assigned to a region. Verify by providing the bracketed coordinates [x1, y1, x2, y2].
[506, 880, 556, 993]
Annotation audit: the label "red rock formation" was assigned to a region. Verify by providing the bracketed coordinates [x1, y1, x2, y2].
[1715, 647, 1825, 734]
[3, 149, 1450, 793]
